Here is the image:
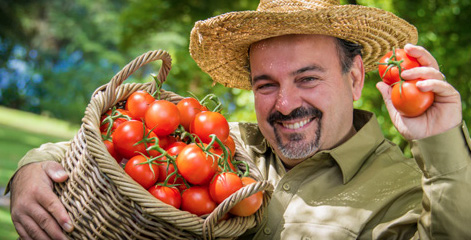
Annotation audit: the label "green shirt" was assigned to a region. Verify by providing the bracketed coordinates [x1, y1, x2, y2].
[231, 110, 471, 239]
[10, 110, 471, 239]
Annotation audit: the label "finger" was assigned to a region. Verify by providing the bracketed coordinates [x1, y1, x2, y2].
[376, 82, 398, 114]
[401, 66, 444, 81]
[376, 81, 390, 99]
[42, 161, 68, 183]
[13, 220, 33, 240]
[30, 204, 69, 240]
[416, 79, 460, 99]
[37, 186, 74, 234]
[15, 215, 50, 240]
[404, 44, 439, 69]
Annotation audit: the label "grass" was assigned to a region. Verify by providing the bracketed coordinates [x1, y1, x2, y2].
[0, 106, 78, 240]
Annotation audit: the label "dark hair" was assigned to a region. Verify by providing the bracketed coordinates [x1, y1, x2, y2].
[335, 38, 363, 73]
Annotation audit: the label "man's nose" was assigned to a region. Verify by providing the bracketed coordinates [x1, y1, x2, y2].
[274, 85, 302, 116]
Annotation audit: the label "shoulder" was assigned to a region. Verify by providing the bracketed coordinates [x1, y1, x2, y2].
[229, 122, 265, 146]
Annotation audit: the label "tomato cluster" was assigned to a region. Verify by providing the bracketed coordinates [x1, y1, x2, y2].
[99, 88, 263, 218]
[378, 48, 434, 117]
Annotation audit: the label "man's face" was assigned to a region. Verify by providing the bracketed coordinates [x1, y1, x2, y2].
[250, 34, 363, 168]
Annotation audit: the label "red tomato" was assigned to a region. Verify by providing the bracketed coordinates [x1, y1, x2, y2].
[124, 155, 159, 189]
[176, 97, 207, 131]
[165, 141, 187, 153]
[148, 185, 182, 209]
[156, 161, 178, 183]
[125, 90, 155, 120]
[391, 79, 434, 117]
[181, 186, 217, 216]
[229, 177, 263, 217]
[218, 135, 236, 158]
[209, 172, 243, 204]
[155, 145, 184, 184]
[378, 48, 420, 85]
[190, 111, 230, 144]
[145, 100, 181, 137]
[211, 148, 237, 172]
[225, 136, 236, 156]
[176, 143, 218, 185]
[153, 134, 174, 151]
[100, 109, 131, 133]
[176, 181, 189, 193]
[112, 120, 158, 159]
[103, 139, 123, 163]
[162, 135, 177, 149]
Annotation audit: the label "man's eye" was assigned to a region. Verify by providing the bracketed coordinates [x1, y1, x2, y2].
[298, 77, 319, 87]
[256, 83, 274, 90]
[254, 83, 276, 93]
[300, 77, 318, 82]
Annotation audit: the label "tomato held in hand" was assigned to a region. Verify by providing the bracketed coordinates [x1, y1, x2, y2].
[229, 177, 264, 217]
[190, 111, 230, 144]
[125, 90, 155, 120]
[209, 172, 243, 204]
[176, 97, 207, 131]
[145, 100, 180, 137]
[148, 185, 182, 209]
[378, 49, 420, 85]
[124, 155, 159, 189]
[176, 143, 218, 185]
[181, 186, 217, 216]
[391, 79, 434, 117]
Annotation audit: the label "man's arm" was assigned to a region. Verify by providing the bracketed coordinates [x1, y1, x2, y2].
[8, 142, 73, 240]
[377, 44, 470, 239]
[411, 122, 471, 239]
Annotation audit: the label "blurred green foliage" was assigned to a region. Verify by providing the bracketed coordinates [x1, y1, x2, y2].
[0, 0, 470, 156]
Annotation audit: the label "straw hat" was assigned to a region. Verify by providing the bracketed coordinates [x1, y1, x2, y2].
[189, 0, 418, 90]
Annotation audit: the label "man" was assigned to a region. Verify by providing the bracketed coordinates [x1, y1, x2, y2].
[9, 0, 471, 239]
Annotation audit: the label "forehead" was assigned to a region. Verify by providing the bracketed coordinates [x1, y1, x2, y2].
[249, 34, 342, 74]
[250, 34, 338, 55]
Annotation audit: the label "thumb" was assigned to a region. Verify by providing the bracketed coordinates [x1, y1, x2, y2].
[42, 161, 68, 183]
[376, 81, 391, 103]
[376, 81, 399, 115]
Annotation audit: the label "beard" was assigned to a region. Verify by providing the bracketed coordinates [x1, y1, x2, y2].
[268, 107, 323, 160]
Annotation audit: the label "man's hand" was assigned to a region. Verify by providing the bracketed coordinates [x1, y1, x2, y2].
[10, 161, 73, 240]
[376, 43, 462, 140]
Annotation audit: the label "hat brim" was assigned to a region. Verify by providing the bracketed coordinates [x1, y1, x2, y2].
[190, 5, 418, 90]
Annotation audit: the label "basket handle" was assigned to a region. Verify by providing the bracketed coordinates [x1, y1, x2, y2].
[202, 180, 273, 240]
[93, 50, 172, 103]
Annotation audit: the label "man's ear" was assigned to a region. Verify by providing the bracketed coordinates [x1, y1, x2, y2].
[350, 55, 365, 101]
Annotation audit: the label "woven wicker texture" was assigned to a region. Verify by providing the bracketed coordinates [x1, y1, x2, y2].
[53, 50, 273, 240]
[189, 0, 418, 90]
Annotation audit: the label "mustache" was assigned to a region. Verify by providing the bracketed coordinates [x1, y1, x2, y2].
[267, 107, 323, 125]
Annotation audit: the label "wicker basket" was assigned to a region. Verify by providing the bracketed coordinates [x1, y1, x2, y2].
[53, 50, 273, 240]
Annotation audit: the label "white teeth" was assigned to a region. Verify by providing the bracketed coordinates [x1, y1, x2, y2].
[282, 119, 310, 129]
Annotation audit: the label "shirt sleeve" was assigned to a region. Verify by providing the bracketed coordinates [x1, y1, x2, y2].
[410, 122, 471, 239]
[4, 141, 70, 194]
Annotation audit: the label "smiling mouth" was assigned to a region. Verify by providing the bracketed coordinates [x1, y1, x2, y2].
[279, 117, 314, 130]
[268, 107, 323, 132]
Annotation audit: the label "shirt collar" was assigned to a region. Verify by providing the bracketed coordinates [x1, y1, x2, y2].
[327, 109, 385, 184]
[233, 122, 268, 154]
[235, 110, 385, 184]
